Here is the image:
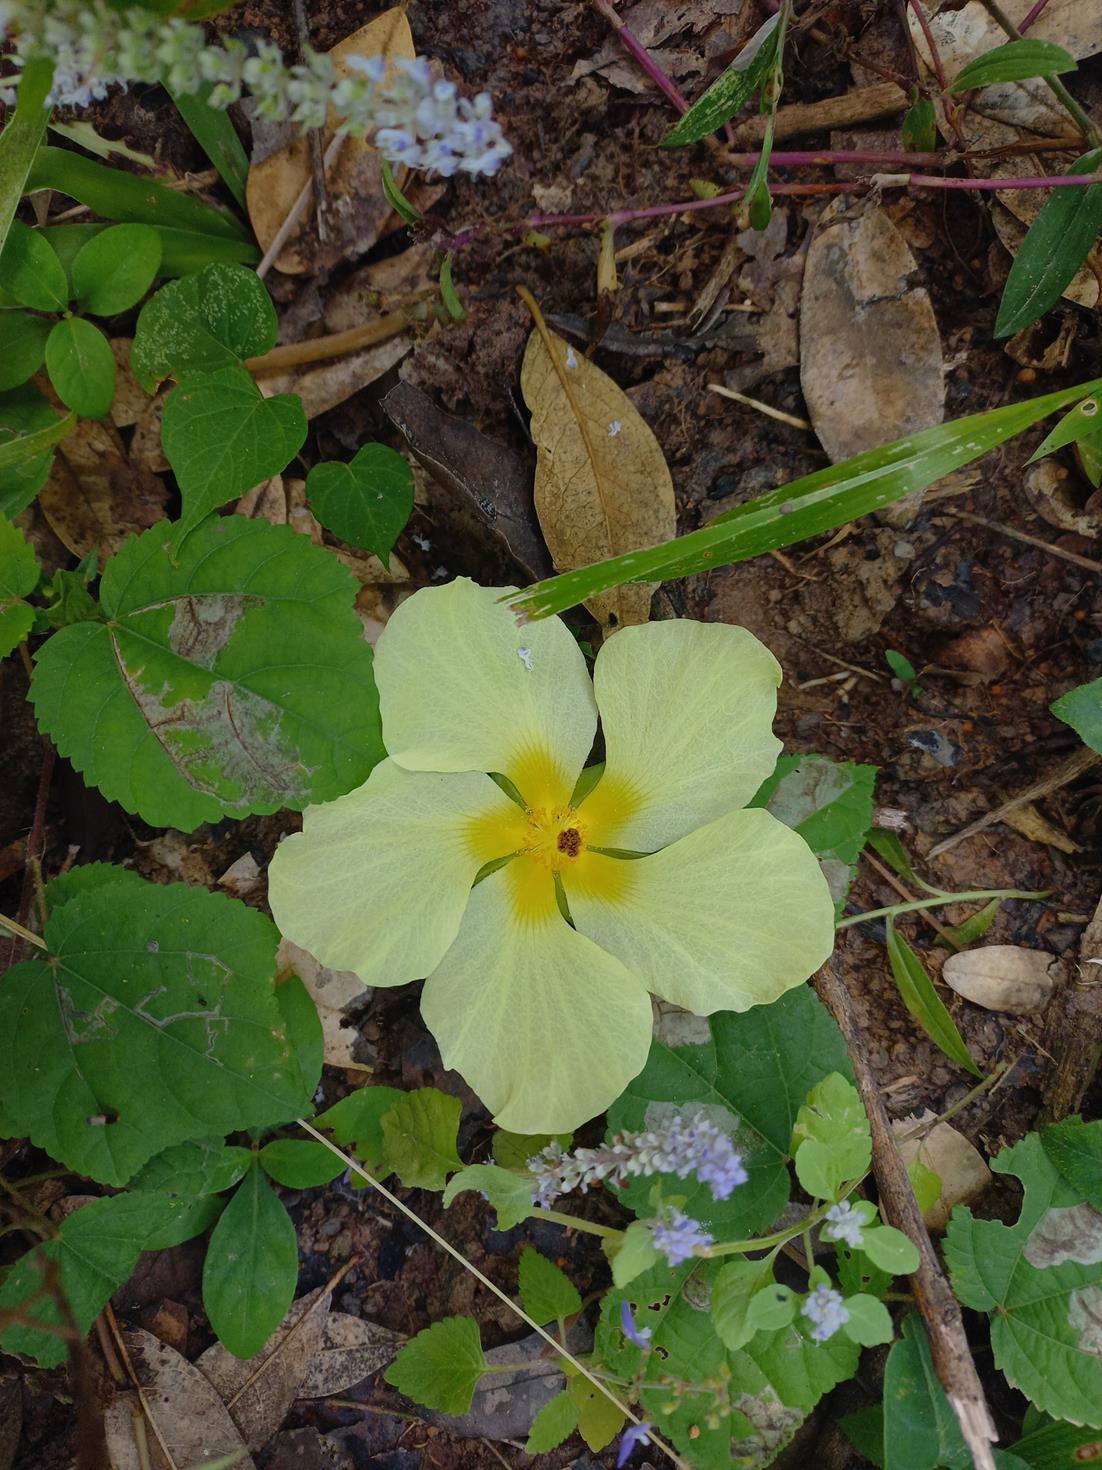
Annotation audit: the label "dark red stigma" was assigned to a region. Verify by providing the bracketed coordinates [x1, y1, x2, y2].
[557, 828, 582, 857]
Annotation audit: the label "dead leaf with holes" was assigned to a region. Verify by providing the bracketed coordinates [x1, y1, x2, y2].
[906, 0, 1102, 312]
[37, 412, 167, 567]
[103, 1328, 256, 1470]
[297, 1311, 404, 1397]
[520, 316, 676, 628]
[245, 8, 415, 275]
[800, 200, 944, 475]
[197, 1288, 332, 1449]
[943, 944, 1065, 1015]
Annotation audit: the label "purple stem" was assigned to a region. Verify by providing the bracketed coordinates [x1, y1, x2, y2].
[905, 169, 1102, 189]
[591, 0, 690, 114]
[1018, 0, 1054, 32]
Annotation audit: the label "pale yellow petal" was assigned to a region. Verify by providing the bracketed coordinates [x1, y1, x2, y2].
[268, 758, 521, 986]
[585, 620, 782, 850]
[566, 808, 835, 1015]
[421, 859, 654, 1133]
[374, 578, 596, 808]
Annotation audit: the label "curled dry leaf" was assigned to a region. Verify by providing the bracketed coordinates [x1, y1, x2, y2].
[37, 412, 167, 566]
[520, 317, 676, 628]
[943, 945, 1064, 1015]
[1023, 459, 1102, 538]
[276, 937, 373, 1072]
[800, 201, 944, 474]
[197, 1288, 332, 1450]
[297, 1311, 405, 1398]
[893, 1112, 993, 1232]
[104, 1328, 256, 1470]
[245, 8, 415, 275]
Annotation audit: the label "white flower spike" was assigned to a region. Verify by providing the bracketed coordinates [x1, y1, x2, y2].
[268, 580, 835, 1133]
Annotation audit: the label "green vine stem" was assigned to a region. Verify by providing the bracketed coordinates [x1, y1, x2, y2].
[836, 886, 1047, 931]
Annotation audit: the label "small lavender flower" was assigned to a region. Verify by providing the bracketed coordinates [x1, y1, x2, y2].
[527, 1110, 747, 1208]
[822, 1201, 866, 1250]
[649, 1205, 714, 1267]
[617, 1422, 654, 1468]
[620, 1300, 652, 1349]
[1, 0, 510, 179]
[801, 1283, 849, 1343]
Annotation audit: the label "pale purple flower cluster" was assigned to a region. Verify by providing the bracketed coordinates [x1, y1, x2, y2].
[649, 1204, 714, 1266]
[527, 1110, 747, 1209]
[821, 1200, 866, 1250]
[2, 3, 510, 179]
[617, 1422, 654, 1467]
[801, 1283, 849, 1342]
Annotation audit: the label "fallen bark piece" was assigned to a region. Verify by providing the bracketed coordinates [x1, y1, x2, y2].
[943, 945, 1064, 1015]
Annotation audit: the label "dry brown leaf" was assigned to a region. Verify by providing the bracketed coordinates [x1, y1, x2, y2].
[108, 338, 150, 428]
[37, 414, 167, 566]
[1002, 802, 1081, 854]
[942, 944, 1064, 1014]
[893, 1113, 992, 1232]
[800, 201, 944, 471]
[520, 316, 676, 628]
[257, 334, 413, 419]
[297, 1312, 404, 1398]
[245, 9, 415, 275]
[277, 937, 373, 1072]
[1023, 459, 1102, 536]
[197, 1288, 331, 1450]
[104, 1329, 256, 1470]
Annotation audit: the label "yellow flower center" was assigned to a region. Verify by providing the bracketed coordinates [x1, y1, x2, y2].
[521, 805, 588, 871]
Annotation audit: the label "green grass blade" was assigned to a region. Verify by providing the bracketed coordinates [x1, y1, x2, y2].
[885, 919, 982, 1078]
[27, 145, 249, 241]
[0, 58, 54, 256]
[995, 149, 1102, 338]
[507, 376, 1102, 620]
[169, 83, 249, 209]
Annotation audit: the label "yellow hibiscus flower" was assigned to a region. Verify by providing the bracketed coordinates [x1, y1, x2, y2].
[268, 579, 834, 1133]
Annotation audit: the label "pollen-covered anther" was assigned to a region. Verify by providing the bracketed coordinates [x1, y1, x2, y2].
[522, 806, 587, 869]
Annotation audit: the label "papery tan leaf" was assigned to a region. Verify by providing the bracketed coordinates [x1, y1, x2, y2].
[37, 414, 167, 566]
[104, 1330, 256, 1470]
[277, 937, 373, 1072]
[245, 8, 415, 275]
[256, 334, 412, 419]
[942, 945, 1064, 1015]
[297, 1311, 404, 1398]
[108, 338, 150, 428]
[801, 201, 944, 469]
[893, 1114, 992, 1233]
[520, 312, 676, 628]
[197, 1289, 331, 1450]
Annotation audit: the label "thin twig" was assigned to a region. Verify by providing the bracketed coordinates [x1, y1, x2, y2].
[860, 850, 960, 947]
[940, 508, 1102, 573]
[104, 1303, 179, 1470]
[815, 959, 998, 1470]
[291, 0, 329, 239]
[1017, 0, 1054, 31]
[708, 382, 811, 429]
[245, 307, 424, 373]
[926, 745, 1100, 860]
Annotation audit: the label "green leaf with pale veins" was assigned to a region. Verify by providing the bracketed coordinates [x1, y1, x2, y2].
[131, 262, 278, 389]
[518, 1247, 581, 1325]
[750, 754, 877, 914]
[0, 384, 73, 516]
[203, 1161, 299, 1359]
[0, 311, 51, 392]
[385, 1316, 488, 1415]
[0, 870, 312, 1186]
[792, 1072, 871, 1201]
[71, 222, 162, 316]
[608, 986, 853, 1238]
[306, 443, 414, 566]
[443, 1164, 535, 1230]
[161, 365, 307, 543]
[525, 1391, 579, 1454]
[0, 510, 40, 658]
[1052, 677, 1102, 757]
[945, 1131, 1102, 1427]
[996, 151, 1102, 338]
[0, 1191, 208, 1367]
[1041, 1118, 1102, 1210]
[381, 1087, 462, 1190]
[0, 218, 68, 310]
[45, 317, 116, 420]
[31, 515, 382, 831]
